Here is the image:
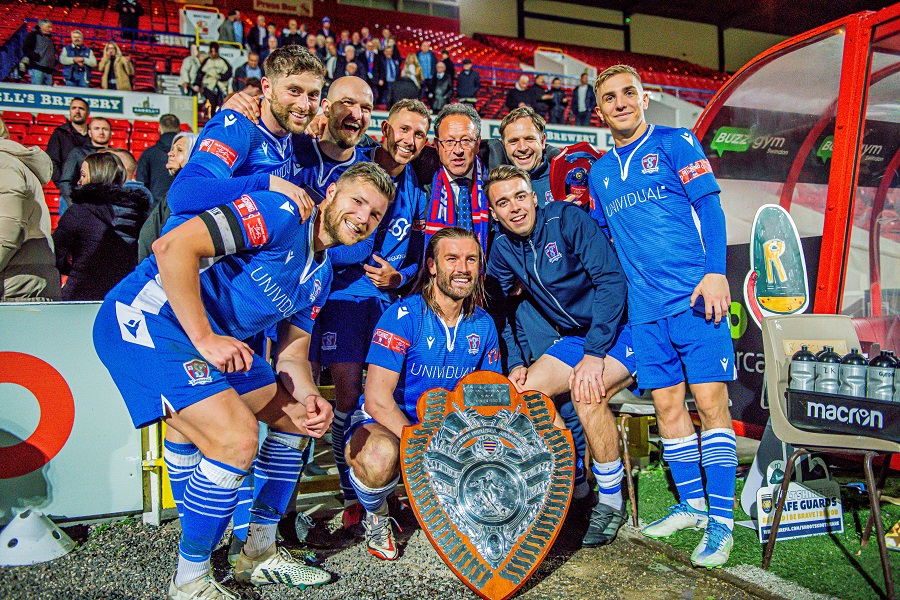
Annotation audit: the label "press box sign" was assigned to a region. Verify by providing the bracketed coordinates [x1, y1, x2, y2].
[756, 478, 843, 543]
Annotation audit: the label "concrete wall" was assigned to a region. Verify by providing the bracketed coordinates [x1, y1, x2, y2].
[459, 0, 517, 38]
[629, 14, 719, 69]
[724, 28, 788, 72]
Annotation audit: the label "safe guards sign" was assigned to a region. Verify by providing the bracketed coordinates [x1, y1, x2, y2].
[757, 478, 843, 543]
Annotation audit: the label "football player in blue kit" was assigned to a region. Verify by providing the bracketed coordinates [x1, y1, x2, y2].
[93, 163, 395, 599]
[165, 45, 326, 231]
[315, 99, 431, 525]
[343, 228, 502, 560]
[485, 165, 635, 548]
[589, 64, 736, 568]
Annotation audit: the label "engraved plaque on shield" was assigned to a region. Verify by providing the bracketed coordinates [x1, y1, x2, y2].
[401, 370, 575, 600]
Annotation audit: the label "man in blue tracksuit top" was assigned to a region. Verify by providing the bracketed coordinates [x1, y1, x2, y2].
[589, 64, 736, 568]
[485, 165, 636, 548]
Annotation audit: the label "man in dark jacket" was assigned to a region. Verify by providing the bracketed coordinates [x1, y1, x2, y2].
[335, 45, 365, 79]
[430, 61, 452, 112]
[218, 10, 240, 44]
[386, 75, 420, 108]
[505, 74, 531, 113]
[281, 19, 305, 47]
[135, 114, 181, 205]
[22, 19, 56, 86]
[456, 59, 480, 108]
[59, 30, 97, 88]
[485, 164, 634, 549]
[247, 14, 267, 55]
[116, 0, 143, 41]
[232, 52, 263, 93]
[528, 74, 553, 119]
[47, 97, 91, 191]
[59, 117, 112, 213]
[571, 72, 597, 127]
[380, 45, 400, 105]
[547, 77, 568, 124]
[440, 49, 455, 85]
[361, 39, 384, 96]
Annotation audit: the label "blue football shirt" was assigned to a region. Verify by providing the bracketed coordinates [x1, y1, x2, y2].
[589, 124, 721, 324]
[361, 295, 501, 422]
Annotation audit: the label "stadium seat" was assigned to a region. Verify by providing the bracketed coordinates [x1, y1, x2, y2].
[3, 111, 33, 125]
[35, 113, 66, 126]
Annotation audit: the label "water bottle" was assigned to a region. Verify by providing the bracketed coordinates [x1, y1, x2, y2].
[867, 350, 896, 401]
[839, 348, 868, 397]
[814, 346, 841, 393]
[790, 345, 817, 391]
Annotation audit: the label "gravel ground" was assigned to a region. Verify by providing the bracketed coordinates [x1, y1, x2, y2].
[0, 502, 824, 600]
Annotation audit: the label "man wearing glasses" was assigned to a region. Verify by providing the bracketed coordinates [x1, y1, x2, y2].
[423, 104, 491, 256]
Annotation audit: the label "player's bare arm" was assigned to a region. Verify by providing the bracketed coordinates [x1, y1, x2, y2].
[152, 217, 254, 374]
[274, 320, 334, 437]
[363, 364, 409, 439]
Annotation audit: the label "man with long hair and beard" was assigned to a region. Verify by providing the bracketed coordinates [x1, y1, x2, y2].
[340, 227, 502, 561]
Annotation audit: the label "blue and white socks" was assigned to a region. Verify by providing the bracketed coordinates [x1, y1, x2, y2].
[332, 410, 357, 505]
[163, 439, 200, 520]
[661, 433, 707, 513]
[244, 430, 308, 558]
[349, 468, 398, 517]
[592, 459, 625, 511]
[700, 428, 737, 530]
[175, 457, 248, 586]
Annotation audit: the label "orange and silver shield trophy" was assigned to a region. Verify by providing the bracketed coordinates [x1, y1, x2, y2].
[400, 371, 574, 600]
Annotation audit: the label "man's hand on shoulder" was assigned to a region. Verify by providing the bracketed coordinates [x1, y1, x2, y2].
[220, 92, 262, 124]
[269, 176, 315, 221]
[691, 273, 730, 324]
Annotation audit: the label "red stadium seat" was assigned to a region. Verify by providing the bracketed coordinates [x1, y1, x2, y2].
[3, 111, 33, 125]
[35, 113, 66, 126]
[132, 120, 159, 132]
[107, 118, 131, 131]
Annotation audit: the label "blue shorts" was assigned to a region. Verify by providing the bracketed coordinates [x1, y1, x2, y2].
[93, 299, 276, 429]
[631, 308, 735, 390]
[544, 324, 637, 377]
[309, 297, 387, 365]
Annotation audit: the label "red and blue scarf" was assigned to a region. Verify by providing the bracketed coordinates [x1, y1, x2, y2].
[424, 158, 490, 252]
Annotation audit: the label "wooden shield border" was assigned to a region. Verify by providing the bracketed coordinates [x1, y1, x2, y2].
[400, 370, 575, 600]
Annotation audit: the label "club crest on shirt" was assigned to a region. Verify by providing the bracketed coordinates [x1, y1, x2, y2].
[640, 153, 659, 175]
[184, 359, 213, 386]
[322, 331, 337, 351]
[544, 241, 562, 263]
[467, 333, 481, 355]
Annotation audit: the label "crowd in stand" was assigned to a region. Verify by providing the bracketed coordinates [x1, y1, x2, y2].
[0, 97, 189, 302]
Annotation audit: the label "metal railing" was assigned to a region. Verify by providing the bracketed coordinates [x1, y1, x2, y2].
[24, 18, 194, 52]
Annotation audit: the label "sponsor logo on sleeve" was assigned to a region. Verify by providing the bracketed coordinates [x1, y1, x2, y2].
[311, 305, 321, 320]
[198, 138, 239, 168]
[467, 333, 481, 355]
[678, 158, 713, 184]
[234, 194, 259, 217]
[544, 241, 562, 263]
[243, 214, 269, 247]
[640, 153, 659, 174]
[184, 359, 213, 386]
[373, 328, 411, 354]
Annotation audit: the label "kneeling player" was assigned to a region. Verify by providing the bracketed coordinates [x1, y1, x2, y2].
[93, 163, 394, 599]
[344, 227, 501, 560]
[485, 165, 635, 547]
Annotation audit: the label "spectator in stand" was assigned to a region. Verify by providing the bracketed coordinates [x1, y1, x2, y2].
[318, 16, 333, 39]
[316, 34, 328, 60]
[116, 0, 143, 41]
[362, 39, 384, 97]
[231, 10, 243, 46]
[137, 132, 198, 262]
[336, 45, 364, 79]
[98, 41, 134, 91]
[359, 26, 372, 43]
[260, 35, 279, 62]
[59, 30, 97, 88]
[306, 33, 321, 60]
[431, 61, 452, 113]
[193, 42, 232, 118]
[387, 59, 422, 108]
[232, 52, 262, 93]
[0, 118, 61, 302]
[248, 14, 267, 55]
[103, 147, 153, 204]
[266, 23, 279, 43]
[456, 59, 480, 108]
[547, 77, 568, 124]
[59, 117, 112, 214]
[417, 41, 438, 98]
[243, 77, 262, 97]
[345, 61, 362, 80]
[441, 49, 455, 85]
[135, 113, 181, 206]
[350, 31, 364, 55]
[218, 10, 241, 45]
[571, 71, 597, 127]
[21, 19, 56, 86]
[53, 152, 150, 301]
[379, 28, 392, 49]
[178, 43, 201, 96]
[381, 44, 400, 105]
[505, 74, 531, 113]
[46, 97, 90, 192]
[281, 19, 304, 46]
[337, 30, 351, 56]
[529, 74, 553, 117]
[324, 44, 339, 81]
